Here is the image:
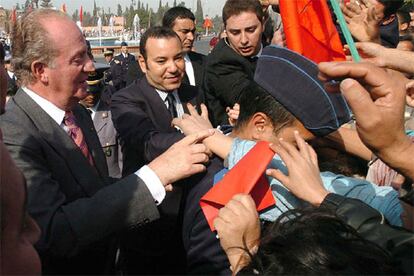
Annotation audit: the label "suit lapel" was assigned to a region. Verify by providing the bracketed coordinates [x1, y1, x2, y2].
[13, 91, 106, 196]
[188, 52, 204, 86]
[141, 78, 174, 129]
[73, 105, 109, 181]
[178, 83, 199, 114]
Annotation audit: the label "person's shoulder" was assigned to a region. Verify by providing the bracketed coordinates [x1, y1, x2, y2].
[111, 77, 147, 102]
[110, 59, 121, 66]
[188, 51, 205, 59]
[207, 39, 244, 65]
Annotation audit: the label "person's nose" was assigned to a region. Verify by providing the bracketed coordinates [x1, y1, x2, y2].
[240, 32, 248, 45]
[83, 57, 95, 73]
[187, 32, 194, 42]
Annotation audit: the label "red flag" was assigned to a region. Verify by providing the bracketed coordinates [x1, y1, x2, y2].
[79, 5, 83, 25]
[279, 0, 346, 63]
[10, 8, 17, 24]
[200, 141, 276, 231]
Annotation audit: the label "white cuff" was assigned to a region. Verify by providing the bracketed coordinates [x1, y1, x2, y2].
[135, 165, 166, 205]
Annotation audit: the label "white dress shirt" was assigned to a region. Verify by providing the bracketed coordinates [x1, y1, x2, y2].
[22, 87, 166, 204]
[184, 54, 196, 86]
[156, 89, 185, 118]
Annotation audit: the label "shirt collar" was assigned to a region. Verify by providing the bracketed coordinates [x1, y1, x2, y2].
[7, 70, 14, 79]
[184, 53, 191, 63]
[156, 89, 178, 102]
[253, 44, 263, 58]
[22, 87, 66, 126]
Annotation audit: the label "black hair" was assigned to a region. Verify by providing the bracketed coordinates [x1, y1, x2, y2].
[139, 26, 181, 61]
[397, 10, 411, 25]
[399, 33, 414, 42]
[234, 83, 295, 135]
[222, 0, 264, 26]
[379, 0, 404, 19]
[162, 6, 195, 28]
[0, 43, 4, 64]
[240, 208, 401, 275]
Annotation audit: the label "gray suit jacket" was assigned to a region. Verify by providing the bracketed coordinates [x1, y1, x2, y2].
[93, 100, 123, 179]
[0, 89, 159, 274]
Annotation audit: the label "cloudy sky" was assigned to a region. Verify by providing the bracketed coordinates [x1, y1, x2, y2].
[0, 0, 224, 17]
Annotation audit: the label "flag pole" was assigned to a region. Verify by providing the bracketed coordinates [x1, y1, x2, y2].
[329, 0, 361, 62]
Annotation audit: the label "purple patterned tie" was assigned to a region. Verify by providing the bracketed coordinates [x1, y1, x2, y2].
[63, 111, 94, 166]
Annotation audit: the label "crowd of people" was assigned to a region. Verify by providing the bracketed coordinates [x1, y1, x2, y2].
[1, 0, 413, 275]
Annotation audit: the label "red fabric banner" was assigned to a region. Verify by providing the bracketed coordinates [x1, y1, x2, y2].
[279, 0, 346, 63]
[200, 141, 276, 231]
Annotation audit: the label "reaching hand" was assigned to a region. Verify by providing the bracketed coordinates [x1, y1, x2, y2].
[271, 28, 285, 47]
[148, 129, 214, 187]
[266, 131, 329, 206]
[318, 61, 414, 181]
[226, 103, 240, 126]
[346, 42, 387, 67]
[341, 0, 381, 43]
[214, 194, 260, 272]
[172, 103, 213, 136]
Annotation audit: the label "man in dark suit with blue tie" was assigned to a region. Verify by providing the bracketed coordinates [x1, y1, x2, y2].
[111, 26, 204, 274]
[0, 10, 211, 274]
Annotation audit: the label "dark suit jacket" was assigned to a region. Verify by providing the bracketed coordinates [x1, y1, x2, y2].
[184, 51, 205, 88]
[92, 100, 123, 179]
[126, 60, 144, 86]
[6, 72, 18, 96]
[204, 39, 258, 126]
[111, 76, 203, 175]
[111, 77, 203, 274]
[183, 156, 230, 275]
[114, 53, 137, 89]
[0, 89, 159, 274]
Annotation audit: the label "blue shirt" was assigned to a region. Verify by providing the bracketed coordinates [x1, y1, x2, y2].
[227, 139, 403, 226]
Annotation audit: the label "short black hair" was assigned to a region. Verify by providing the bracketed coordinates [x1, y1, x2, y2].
[139, 26, 181, 61]
[0, 43, 4, 64]
[397, 10, 411, 25]
[234, 83, 295, 135]
[222, 0, 264, 26]
[162, 6, 195, 28]
[242, 208, 400, 275]
[379, 0, 404, 19]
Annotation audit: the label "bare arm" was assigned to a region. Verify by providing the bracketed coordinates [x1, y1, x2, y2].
[318, 62, 414, 181]
[173, 104, 234, 159]
[326, 126, 372, 161]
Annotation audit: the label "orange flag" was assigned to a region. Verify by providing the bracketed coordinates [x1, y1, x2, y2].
[79, 5, 83, 25]
[10, 8, 17, 24]
[200, 141, 276, 231]
[279, 0, 346, 63]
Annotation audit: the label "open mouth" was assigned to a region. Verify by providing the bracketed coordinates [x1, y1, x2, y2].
[240, 46, 252, 53]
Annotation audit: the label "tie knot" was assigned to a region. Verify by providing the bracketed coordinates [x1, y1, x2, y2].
[63, 111, 76, 126]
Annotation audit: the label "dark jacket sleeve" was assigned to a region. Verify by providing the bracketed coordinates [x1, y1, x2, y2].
[321, 193, 414, 274]
[110, 84, 184, 173]
[0, 120, 160, 258]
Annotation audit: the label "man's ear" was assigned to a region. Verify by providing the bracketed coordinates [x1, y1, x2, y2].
[138, 54, 147, 74]
[401, 22, 409, 31]
[406, 80, 414, 108]
[31, 61, 48, 83]
[250, 112, 270, 140]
